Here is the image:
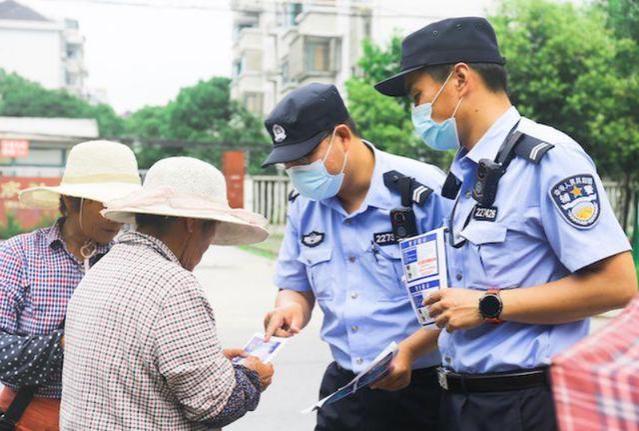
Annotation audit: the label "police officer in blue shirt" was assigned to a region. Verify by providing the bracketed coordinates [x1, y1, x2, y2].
[375, 17, 638, 431]
[261, 83, 451, 430]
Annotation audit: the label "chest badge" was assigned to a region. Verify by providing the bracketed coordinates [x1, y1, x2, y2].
[550, 174, 600, 229]
[301, 231, 325, 247]
[473, 206, 498, 222]
[373, 231, 397, 246]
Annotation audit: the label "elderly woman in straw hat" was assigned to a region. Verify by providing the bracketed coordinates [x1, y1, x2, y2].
[0, 140, 141, 431]
[60, 156, 274, 431]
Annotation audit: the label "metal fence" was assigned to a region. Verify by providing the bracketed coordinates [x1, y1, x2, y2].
[248, 175, 638, 233]
[1, 171, 635, 234]
[603, 181, 638, 234]
[246, 175, 292, 226]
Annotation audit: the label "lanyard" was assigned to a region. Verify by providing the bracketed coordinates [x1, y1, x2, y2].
[448, 121, 522, 248]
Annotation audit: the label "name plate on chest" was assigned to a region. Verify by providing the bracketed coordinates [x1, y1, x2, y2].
[472, 206, 498, 222]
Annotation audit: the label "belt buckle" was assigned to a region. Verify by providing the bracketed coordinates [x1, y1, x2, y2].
[437, 368, 449, 390]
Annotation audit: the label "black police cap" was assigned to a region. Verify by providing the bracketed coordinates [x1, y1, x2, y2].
[262, 83, 349, 167]
[375, 17, 505, 97]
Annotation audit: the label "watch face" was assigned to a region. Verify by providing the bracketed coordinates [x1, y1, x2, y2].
[480, 294, 501, 318]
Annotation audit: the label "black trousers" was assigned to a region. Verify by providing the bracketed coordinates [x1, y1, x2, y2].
[439, 385, 558, 431]
[315, 362, 441, 431]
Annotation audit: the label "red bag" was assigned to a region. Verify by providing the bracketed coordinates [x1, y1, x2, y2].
[0, 388, 60, 431]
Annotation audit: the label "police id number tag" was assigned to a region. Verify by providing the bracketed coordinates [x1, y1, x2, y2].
[373, 231, 397, 246]
[473, 206, 498, 222]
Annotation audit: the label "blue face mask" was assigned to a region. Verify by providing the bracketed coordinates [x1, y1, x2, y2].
[286, 131, 348, 201]
[411, 71, 463, 151]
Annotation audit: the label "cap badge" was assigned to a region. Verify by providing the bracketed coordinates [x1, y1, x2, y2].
[273, 124, 287, 143]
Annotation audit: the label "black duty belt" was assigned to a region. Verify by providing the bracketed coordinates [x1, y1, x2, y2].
[335, 362, 438, 376]
[437, 366, 550, 393]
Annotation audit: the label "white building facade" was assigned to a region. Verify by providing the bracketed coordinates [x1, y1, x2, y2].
[0, 116, 99, 177]
[230, 0, 498, 117]
[0, 0, 88, 96]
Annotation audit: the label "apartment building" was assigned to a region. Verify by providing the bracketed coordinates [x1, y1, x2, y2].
[230, 0, 497, 116]
[0, 0, 88, 96]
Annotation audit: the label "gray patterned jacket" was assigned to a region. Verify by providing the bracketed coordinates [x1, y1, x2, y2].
[60, 231, 261, 430]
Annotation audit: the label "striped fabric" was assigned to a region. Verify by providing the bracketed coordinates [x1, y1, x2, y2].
[552, 294, 639, 431]
[0, 219, 109, 398]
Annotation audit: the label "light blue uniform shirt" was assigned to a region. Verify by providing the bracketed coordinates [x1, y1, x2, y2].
[275, 142, 451, 373]
[441, 107, 631, 374]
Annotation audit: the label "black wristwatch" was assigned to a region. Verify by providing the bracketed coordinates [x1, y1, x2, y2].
[479, 289, 503, 324]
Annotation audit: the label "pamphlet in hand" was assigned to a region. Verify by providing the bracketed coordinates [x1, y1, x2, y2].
[232, 333, 287, 365]
[399, 227, 449, 326]
[301, 342, 399, 414]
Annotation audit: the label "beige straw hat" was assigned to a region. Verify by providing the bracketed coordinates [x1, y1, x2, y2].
[103, 156, 269, 246]
[19, 140, 142, 209]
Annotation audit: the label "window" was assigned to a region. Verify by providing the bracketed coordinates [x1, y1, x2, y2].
[281, 59, 290, 84]
[243, 50, 262, 72]
[65, 71, 77, 86]
[65, 19, 79, 29]
[244, 11, 260, 24]
[287, 2, 303, 26]
[304, 38, 331, 73]
[243, 92, 263, 115]
[66, 45, 79, 59]
[233, 11, 259, 39]
[233, 60, 242, 77]
[288, 36, 341, 79]
[13, 148, 64, 167]
[364, 16, 372, 38]
[234, 22, 257, 38]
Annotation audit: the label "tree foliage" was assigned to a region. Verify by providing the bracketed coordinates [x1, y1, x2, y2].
[347, 0, 639, 188]
[605, 0, 639, 43]
[345, 37, 453, 169]
[0, 71, 271, 173]
[125, 77, 271, 173]
[0, 69, 125, 136]
[491, 0, 639, 183]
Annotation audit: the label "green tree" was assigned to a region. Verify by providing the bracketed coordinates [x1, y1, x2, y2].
[125, 77, 271, 173]
[491, 0, 639, 228]
[602, 0, 639, 243]
[605, 0, 639, 42]
[125, 106, 168, 140]
[0, 69, 271, 174]
[166, 77, 232, 141]
[345, 37, 453, 169]
[0, 69, 125, 136]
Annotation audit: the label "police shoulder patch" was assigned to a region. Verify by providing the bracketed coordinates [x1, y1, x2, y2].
[549, 174, 601, 229]
[301, 231, 325, 247]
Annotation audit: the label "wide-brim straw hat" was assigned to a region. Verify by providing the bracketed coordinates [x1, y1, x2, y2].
[19, 140, 142, 209]
[102, 156, 269, 246]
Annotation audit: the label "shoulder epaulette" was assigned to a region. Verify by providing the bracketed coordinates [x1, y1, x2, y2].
[514, 134, 555, 164]
[383, 170, 432, 207]
[441, 172, 461, 200]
